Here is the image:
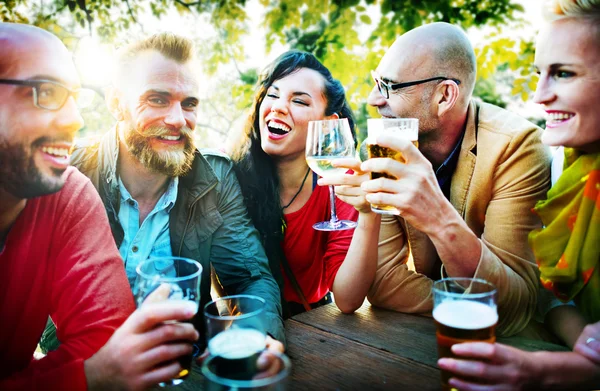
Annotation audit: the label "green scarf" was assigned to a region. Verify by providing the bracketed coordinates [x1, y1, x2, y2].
[529, 149, 600, 322]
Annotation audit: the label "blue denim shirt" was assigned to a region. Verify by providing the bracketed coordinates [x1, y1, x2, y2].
[117, 176, 178, 287]
[72, 129, 286, 344]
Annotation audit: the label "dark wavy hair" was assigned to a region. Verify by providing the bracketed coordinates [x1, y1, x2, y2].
[230, 50, 355, 299]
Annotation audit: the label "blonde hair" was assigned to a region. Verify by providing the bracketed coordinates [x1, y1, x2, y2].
[543, 0, 600, 45]
[113, 32, 194, 84]
[543, 0, 600, 20]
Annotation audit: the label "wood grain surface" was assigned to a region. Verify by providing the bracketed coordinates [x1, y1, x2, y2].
[156, 302, 568, 390]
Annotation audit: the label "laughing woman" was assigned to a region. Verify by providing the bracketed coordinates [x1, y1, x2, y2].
[437, 1, 600, 389]
[230, 51, 380, 317]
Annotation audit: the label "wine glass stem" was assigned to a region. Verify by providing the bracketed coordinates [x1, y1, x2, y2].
[328, 185, 340, 225]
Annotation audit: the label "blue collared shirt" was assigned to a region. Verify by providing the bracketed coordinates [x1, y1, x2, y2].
[435, 132, 464, 200]
[117, 176, 179, 287]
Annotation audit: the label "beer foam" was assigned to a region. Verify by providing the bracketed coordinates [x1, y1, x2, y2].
[433, 300, 498, 330]
[209, 328, 266, 359]
[366, 118, 419, 140]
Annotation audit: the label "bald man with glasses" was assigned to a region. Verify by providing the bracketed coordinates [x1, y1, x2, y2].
[0, 23, 200, 390]
[321, 22, 551, 337]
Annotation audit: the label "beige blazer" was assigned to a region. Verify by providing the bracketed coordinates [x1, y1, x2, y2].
[367, 100, 552, 337]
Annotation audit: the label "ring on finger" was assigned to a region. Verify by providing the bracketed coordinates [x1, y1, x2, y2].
[586, 337, 597, 345]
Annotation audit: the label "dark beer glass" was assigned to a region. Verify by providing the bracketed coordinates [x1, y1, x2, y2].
[134, 257, 202, 387]
[202, 350, 291, 391]
[365, 118, 419, 215]
[204, 295, 267, 381]
[432, 278, 497, 391]
[208, 327, 266, 380]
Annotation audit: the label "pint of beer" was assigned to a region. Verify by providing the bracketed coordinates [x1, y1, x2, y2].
[204, 295, 267, 381]
[366, 118, 418, 215]
[202, 349, 291, 391]
[207, 327, 266, 380]
[432, 278, 497, 391]
[134, 257, 202, 387]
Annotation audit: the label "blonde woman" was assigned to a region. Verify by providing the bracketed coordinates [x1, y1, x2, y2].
[438, 1, 600, 389]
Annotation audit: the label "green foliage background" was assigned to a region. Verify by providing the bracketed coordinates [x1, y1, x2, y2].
[2, 0, 543, 146]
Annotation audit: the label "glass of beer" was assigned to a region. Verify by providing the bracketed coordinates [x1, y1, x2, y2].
[432, 278, 498, 391]
[202, 350, 291, 391]
[133, 256, 202, 387]
[305, 118, 357, 231]
[204, 295, 268, 381]
[366, 118, 419, 215]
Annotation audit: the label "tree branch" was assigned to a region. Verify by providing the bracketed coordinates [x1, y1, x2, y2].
[76, 0, 93, 35]
[196, 122, 229, 136]
[43, 3, 68, 21]
[174, 0, 203, 9]
[205, 98, 233, 127]
[231, 56, 245, 78]
[122, 0, 144, 32]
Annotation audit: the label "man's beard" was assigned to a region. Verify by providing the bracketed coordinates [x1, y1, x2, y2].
[0, 137, 68, 199]
[125, 125, 196, 177]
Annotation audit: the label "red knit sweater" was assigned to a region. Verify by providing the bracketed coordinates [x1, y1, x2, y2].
[282, 184, 358, 304]
[0, 167, 135, 390]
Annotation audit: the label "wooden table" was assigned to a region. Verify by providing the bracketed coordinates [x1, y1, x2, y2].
[285, 302, 567, 390]
[176, 302, 567, 390]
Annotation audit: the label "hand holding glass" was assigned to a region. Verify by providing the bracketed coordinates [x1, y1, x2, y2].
[306, 118, 357, 231]
[432, 278, 497, 391]
[202, 295, 291, 390]
[201, 351, 291, 391]
[366, 118, 419, 215]
[204, 295, 268, 380]
[133, 256, 202, 387]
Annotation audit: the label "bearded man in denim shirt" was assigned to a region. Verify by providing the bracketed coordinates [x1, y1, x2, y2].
[60, 33, 284, 354]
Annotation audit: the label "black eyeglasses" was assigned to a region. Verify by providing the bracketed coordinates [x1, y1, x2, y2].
[371, 71, 461, 99]
[0, 79, 95, 110]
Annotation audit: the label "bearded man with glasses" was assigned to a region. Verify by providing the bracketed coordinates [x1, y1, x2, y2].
[321, 22, 552, 337]
[0, 23, 203, 390]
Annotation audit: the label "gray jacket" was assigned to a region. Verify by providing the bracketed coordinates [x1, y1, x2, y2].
[71, 128, 284, 343]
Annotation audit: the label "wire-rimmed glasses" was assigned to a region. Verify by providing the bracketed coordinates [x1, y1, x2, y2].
[370, 70, 461, 99]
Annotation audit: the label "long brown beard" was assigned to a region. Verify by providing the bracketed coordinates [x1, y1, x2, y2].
[125, 125, 196, 177]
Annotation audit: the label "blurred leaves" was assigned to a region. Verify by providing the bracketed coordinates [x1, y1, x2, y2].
[475, 29, 538, 102]
[1, 0, 30, 23]
[3, 0, 539, 141]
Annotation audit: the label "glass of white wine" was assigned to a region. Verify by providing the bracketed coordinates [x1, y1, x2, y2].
[305, 118, 357, 231]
